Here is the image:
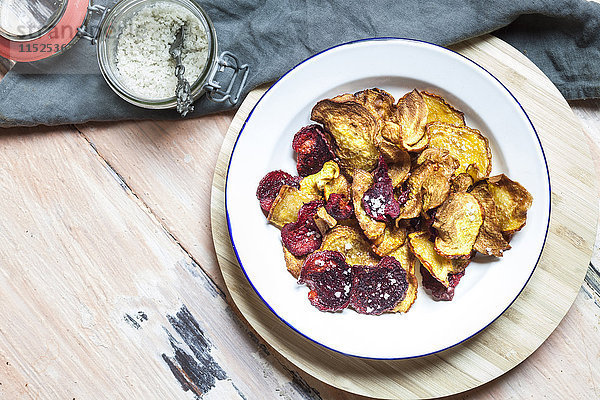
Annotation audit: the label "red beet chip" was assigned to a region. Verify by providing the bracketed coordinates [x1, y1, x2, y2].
[420, 265, 465, 301]
[297, 200, 324, 221]
[299, 251, 354, 312]
[362, 157, 401, 221]
[325, 193, 354, 220]
[256, 170, 301, 213]
[350, 257, 409, 315]
[292, 124, 335, 177]
[281, 201, 325, 257]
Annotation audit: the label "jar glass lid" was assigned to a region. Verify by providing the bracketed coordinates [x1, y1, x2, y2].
[0, 0, 68, 41]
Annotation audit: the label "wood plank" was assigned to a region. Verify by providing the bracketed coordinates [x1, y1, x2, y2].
[76, 116, 234, 288]
[0, 126, 331, 399]
[569, 100, 600, 262]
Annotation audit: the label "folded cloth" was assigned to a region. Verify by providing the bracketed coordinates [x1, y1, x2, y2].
[1, 0, 599, 127]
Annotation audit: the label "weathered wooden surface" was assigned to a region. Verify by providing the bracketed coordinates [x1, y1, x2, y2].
[0, 35, 598, 399]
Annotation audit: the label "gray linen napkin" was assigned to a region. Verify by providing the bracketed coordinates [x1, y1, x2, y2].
[1, 0, 599, 127]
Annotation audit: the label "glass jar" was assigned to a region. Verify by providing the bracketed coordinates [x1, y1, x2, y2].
[0, 0, 248, 110]
[0, 0, 89, 61]
[0, 0, 68, 41]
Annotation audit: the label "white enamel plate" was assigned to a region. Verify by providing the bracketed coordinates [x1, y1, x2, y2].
[226, 38, 550, 359]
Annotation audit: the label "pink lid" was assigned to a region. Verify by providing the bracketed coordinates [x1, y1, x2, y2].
[0, 0, 89, 62]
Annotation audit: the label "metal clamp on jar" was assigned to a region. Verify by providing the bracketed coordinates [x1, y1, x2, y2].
[0, 0, 249, 115]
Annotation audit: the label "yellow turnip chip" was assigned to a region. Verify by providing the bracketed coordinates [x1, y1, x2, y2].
[268, 185, 317, 228]
[314, 206, 338, 235]
[372, 224, 408, 257]
[299, 160, 339, 198]
[416, 148, 459, 178]
[427, 121, 492, 180]
[319, 225, 380, 266]
[422, 172, 451, 211]
[408, 231, 469, 287]
[353, 88, 397, 124]
[451, 172, 475, 193]
[422, 91, 466, 126]
[352, 169, 386, 240]
[396, 154, 456, 220]
[311, 100, 380, 172]
[282, 245, 305, 279]
[470, 184, 511, 256]
[433, 192, 483, 259]
[379, 139, 411, 188]
[487, 174, 533, 232]
[403, 132, 429, 152]
[388, 242, 418, 313]
[397, 89, 428, 148]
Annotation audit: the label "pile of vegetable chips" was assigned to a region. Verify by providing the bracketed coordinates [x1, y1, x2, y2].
[257, 88, 532, 314]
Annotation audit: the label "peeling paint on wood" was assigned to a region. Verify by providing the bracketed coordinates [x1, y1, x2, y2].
[162, 305, 228, 398]
[124, 311, 148, 329]
[584, 263, 600, 306]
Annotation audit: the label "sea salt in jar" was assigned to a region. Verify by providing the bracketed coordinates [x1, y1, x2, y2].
[113, 1, 209, 101]
[96, 0, 249, 109]
[0, 0, 248, 111]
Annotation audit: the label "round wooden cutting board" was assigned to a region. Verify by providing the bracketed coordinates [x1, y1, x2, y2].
[210, 35, 597, 398]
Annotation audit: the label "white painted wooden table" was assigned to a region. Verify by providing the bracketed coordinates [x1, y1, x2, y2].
[0, 42, 598, 399]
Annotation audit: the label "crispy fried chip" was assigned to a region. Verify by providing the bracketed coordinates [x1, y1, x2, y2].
[487, 174, 533, 232]
[331, 89, 399, 149]
[311, 100, 380, 171]
[260, 87, 533, 312]
[331, 93, 355, 103]
[408, 231, 469, 287]
[352, 169, 386, 240]
[320, 225, 380, 266]
[403, 132, 429, 152]
[470, 184, 511, 256]
[362, 157, 400, 221]
[422, 91, 466, 126]
[324, 193, 353, 221]
[323, 171, 351, 200]
[281, 201, 324, 256]
[396, 154, 456, 220]
[299, 251, 354, 312]
[314, 206, 338, 235]
[379, 138, 406, 164]
[433, 192, 483, 259]
[380, 140, 411, 188]
[426, 121, 492, 180]
[299, 160, 340, 198]
[388, 242, 418, 313]
[396, 179, 423, 220]
[282, 245, 305, 279]
[292, 124, 335, 177]
[451, 172, 475, 193]
[396, 89, 428, 148]
[268, 185, 318, 228]
[353, 88, 397, 125]
[421, 264, 465, 301]
[416, 148, 459, 178]
[380, 121, 402, 148]
[256, 170, 301, 213]
[372, 224, 407, 257]
[422, 172, 450, 212]
[350, 257, 409, 315]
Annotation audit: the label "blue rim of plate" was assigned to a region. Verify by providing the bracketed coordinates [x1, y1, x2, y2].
[224, 37, 552, 360]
